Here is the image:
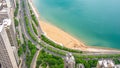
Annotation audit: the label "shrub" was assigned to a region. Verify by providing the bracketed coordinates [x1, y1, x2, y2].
[26, 40, 37, 68]
[14, 18, 19, 27]
[32, 23, 38, 35]
[41, 35, 82, 53]
[36, 49, 64, 68]
[18, 46, 23, 57]
[31, 14, 39, 26]
[24, 16, 37, 41]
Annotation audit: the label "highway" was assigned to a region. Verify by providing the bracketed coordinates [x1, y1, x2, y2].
[19, 0, 43, 68]
[28, 0, 44, 36]
[19, 0, 37, 45]
[19, 0, 38, 68]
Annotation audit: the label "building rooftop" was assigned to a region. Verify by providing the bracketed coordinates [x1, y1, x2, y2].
[0, 23, 4, 32]
[0, 0, 7, 10]
[0, 0, 9, 25]
[3, 18, 11, 27]
[0, 8, 8, 14]
[5, 0, 11, 8]
[0, 14, 8, 23]
[77, 64, 85, 68]
[0, 2, 7, 13]
[65, 53, 75, 64]
[0, 18, 11, 32]
[98, 59, 115, 68]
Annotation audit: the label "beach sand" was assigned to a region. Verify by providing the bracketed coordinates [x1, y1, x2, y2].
[40, 20, 87, 51]
[29, 0, 120, 53]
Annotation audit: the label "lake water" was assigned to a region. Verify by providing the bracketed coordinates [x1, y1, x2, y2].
[33, 0, 120, 49]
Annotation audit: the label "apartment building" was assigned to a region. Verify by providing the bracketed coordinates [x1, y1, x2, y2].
[0, 0, 18, 68]
[64, 53, 75, 68]
[0, 24, 18, 68]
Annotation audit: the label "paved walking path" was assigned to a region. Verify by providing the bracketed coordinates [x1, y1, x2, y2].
[30, 47, 42, 68]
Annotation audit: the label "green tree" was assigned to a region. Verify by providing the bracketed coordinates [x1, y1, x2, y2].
[14, 18, 19, 27]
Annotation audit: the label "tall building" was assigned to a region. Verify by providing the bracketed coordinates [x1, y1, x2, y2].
[0, 0, 19, 68]
[64, 53, 75, 68]
[0, 0, 18, 47]
[0, 24, 18, 68]
[3, 18, 19, 64]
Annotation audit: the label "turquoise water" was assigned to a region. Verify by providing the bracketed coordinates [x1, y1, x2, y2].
[33, 0, 120, 49]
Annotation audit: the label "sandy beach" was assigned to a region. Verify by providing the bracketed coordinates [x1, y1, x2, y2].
[29, 0, 120, 53]
[40, 20, 87, 50]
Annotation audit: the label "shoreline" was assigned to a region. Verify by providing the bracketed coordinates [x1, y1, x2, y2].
[29, 0, 120, 53]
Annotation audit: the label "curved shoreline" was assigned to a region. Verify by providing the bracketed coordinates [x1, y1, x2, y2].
[39, 20, 120, 53]
[29, 0, 120, 53]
